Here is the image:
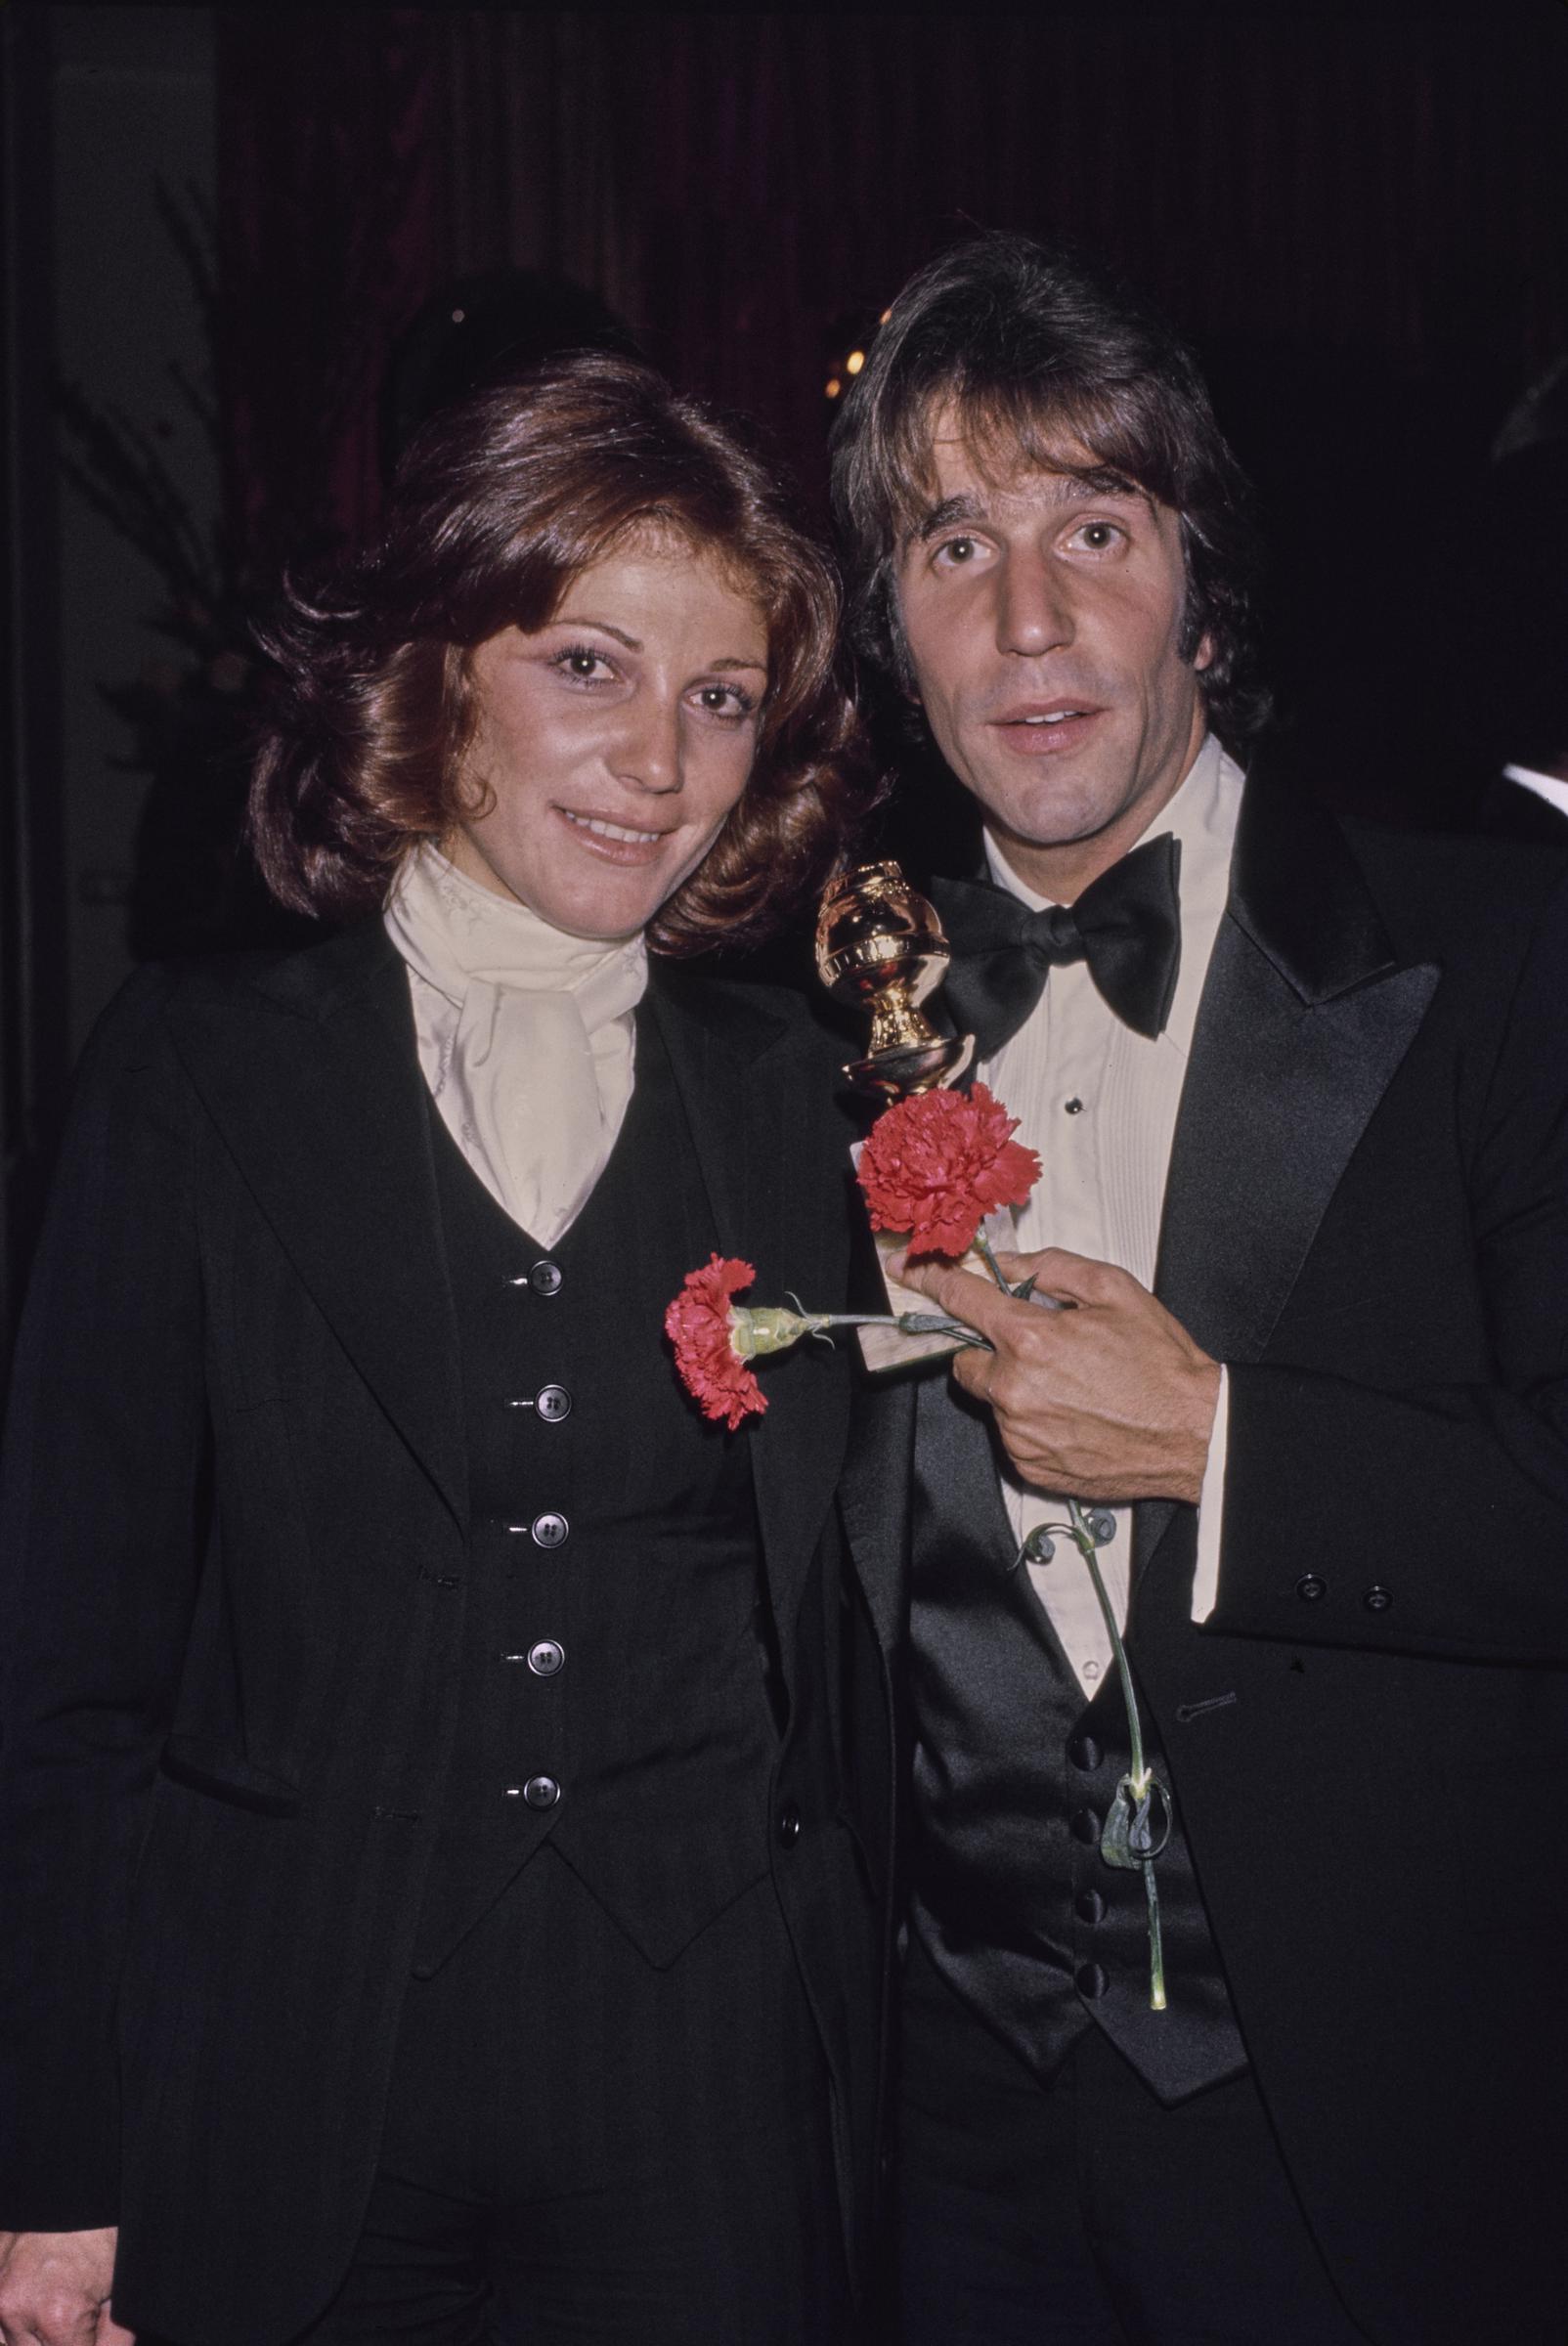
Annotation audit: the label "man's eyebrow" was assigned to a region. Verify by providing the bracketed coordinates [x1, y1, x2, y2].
[908, 468, 1151, 546]
[912, 493, 988, 543]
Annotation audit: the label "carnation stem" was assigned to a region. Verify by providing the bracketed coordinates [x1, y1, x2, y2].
[808, 1312, 992, 1350]
[973, 1229, 1012, 1293]
[1066, 1498, 1167, 2013]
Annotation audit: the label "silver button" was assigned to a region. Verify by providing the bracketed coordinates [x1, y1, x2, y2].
[527, 1640, 565, 1676]
[523, 1774, 560, 1809]
[535, 1384, 571, 1422]
[530, 1260, 563, 1297]
[531, 1512, 569, 1549]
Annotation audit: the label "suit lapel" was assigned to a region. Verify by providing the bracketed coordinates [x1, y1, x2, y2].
[169, 925, 469, 1532]
[651, 972, 855, 1642]
[1139, 762, 1439, 1576]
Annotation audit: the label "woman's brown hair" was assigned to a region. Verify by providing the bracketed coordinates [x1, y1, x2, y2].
[248, 352, 870, 953]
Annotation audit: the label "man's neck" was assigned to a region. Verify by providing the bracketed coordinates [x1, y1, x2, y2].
[987, 725, 1209, 904]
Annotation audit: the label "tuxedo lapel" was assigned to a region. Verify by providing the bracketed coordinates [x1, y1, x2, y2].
[1139, 764, 1439, 1575]
[651, 973, 855, 1642]
[168, 925, 469, 1532]
[838, 1378, 916, 1660]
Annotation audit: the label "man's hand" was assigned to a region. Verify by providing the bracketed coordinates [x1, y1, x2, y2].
[901, 1245, 1221, 1504]
[0, 2229, 132, 2346]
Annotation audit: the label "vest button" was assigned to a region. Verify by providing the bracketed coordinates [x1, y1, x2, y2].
[527, 1640, 565, 1676]
[1363, 1584, 1394, 1613]
[1075, 1889, 1106, 1926]
[1067, 1734, 1102, 1773]
[1295, 1573, 1328, 1602]
[776, 1801, 803, 1846]
[531, 1512, 569, 1548]
[535, 1383, 572, 1422]
[1070, 1807, 1100, 1846]
[529, 1261, 563, 1298]
[523, 1775, 560, 1809]
[1075, 1961, 1109, 2000]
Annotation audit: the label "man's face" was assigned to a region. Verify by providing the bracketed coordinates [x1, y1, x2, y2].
[894, 418, 1210, 891]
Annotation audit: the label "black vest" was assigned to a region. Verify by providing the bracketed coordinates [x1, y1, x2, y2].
[414, 1009, 782, 1976]
[909, 1371, 1247, 2105]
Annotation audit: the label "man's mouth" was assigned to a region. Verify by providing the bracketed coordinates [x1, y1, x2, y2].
[989, 702, 1103, 751]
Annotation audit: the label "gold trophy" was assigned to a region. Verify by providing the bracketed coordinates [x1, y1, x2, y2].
[815, 860, 980, 1372]
[814, 860, 974, 1097]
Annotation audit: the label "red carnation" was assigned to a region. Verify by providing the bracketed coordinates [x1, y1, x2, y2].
[664, 1254, 767, 1429]
[856, 1082, 1041, 1259]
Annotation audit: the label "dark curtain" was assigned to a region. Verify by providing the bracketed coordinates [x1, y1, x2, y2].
[213, 11, 1568, 804]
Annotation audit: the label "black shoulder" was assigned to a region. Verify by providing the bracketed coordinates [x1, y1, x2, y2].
[1339, 816, 1568, 976]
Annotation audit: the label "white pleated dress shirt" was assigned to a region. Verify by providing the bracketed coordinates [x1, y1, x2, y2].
[981, 733, 1241, 1693]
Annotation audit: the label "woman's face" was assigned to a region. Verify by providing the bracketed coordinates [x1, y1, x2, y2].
[445, 533, 771, 939]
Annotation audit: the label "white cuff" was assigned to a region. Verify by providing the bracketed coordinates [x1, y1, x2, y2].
[1190, 1366, 1230, 1625]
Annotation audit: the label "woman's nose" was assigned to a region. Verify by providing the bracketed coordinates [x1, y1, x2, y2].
[614, 694, 683, 794]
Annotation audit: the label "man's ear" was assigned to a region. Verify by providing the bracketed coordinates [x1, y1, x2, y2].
[1194, 631, 1215, 674]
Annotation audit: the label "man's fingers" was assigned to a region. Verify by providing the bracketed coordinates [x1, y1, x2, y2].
[992, 1245, 1133, 1304]
[898, 1255, 1029, 1341]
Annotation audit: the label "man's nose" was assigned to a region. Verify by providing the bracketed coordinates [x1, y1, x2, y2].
[997, 549, 1074, 657]
[613, 694, 683, 794]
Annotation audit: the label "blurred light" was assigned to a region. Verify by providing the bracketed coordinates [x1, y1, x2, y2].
[880, 308, 892, 324]
[826, 377, 842, 399]
[846, 350, 865, 375]
[451, 308, 466, 324]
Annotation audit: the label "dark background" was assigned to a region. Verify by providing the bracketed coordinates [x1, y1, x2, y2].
[4, 7, 1567, 1343]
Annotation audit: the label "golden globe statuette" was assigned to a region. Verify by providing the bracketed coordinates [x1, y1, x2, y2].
[814, 860, 975, 1098]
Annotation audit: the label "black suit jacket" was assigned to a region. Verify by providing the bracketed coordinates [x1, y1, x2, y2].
[844, 750, 1568, 2346]
[0, 923, 891, 2346]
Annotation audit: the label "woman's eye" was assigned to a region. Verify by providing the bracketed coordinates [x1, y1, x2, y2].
[552, 645, 614, 682]
[696, 683, 756, 718]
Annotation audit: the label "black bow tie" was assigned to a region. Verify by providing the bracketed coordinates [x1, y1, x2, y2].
[931, 832, 1183, 1057]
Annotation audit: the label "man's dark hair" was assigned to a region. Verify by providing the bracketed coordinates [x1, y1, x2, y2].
[830, 232, 1271, 753]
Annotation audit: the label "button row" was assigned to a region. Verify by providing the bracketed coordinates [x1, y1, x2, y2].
[504, 1775, 560, 1809]
[501, 1641, 565, 1676]
[506, 1260, 564, 1298]
[1296, 1575, 1393, 1612]
[505, 1383, 572, 1422]
[508, 1512, 569, 1548]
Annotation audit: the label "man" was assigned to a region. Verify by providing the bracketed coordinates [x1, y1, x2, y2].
[831, 234, 1568, 2345]
[1473, 361, 1568, 843]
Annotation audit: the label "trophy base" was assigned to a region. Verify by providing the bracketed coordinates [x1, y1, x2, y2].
[842, 1033, 975, 1099]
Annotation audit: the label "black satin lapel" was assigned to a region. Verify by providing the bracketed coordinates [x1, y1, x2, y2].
[838, 1378, 915, 1659]
[650, 978, 854, 1638]
[1156, 918, 1438, 1369]
[169, 938, 468, 1531]
[1137, 774, 1439, 1589]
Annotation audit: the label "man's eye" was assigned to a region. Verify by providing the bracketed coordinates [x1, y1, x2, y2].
[937, 537, 977, 566]
[1074, 522, 1120, 551]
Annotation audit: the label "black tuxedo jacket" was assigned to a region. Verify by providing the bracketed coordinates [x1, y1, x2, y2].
[0, 923, 892, 2346]
[843, 750, 1568, 2346]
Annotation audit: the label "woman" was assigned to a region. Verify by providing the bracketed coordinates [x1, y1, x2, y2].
[0, 356, 890, 2346]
